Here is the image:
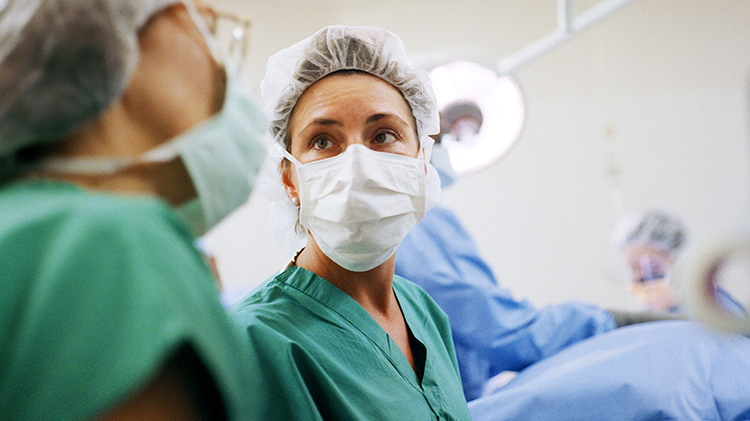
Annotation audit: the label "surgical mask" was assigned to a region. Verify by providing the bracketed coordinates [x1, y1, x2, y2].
[40, 77, 268, 236]
[635, 254, 671, 284]
[281, 144, 441, 272]
[430, 143, 457, 189]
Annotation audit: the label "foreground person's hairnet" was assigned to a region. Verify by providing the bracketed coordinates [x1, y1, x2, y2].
[255, 25, 441, 256]
[0, 0, 176, 180]
[260, 25, 438, 148]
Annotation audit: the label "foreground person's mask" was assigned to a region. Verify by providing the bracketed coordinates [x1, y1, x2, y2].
[41, 77, 268, 236]
[282, 144, 441, 272]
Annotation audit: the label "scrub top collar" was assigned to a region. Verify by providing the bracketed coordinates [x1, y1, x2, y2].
[277, 265, 430, 388]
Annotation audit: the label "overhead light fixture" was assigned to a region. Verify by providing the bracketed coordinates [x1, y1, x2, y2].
[428, 60, 525, 175]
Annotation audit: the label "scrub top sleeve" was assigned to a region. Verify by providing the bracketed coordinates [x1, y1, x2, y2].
[1, 199, 246, 421]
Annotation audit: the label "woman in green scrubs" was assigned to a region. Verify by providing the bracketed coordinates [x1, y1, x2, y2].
[231, 25, 472, 420]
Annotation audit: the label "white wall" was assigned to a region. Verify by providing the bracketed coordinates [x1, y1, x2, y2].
[206, 0, 750, 310]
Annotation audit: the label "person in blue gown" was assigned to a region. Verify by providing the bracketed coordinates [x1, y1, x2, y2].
[396, 143, 675, 401]
[398, 143, 750, 420]
[613, 209, 746, 317]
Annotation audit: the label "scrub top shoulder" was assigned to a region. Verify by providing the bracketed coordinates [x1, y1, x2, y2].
[0, 181, 258, 421]
[230, 265, 472, 421]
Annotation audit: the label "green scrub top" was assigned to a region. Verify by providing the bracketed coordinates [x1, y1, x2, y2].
[0, 181, 259, 420]
[230, 265, 472, 420]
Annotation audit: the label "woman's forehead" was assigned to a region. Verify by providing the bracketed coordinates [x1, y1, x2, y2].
[291, 72, 414, 127]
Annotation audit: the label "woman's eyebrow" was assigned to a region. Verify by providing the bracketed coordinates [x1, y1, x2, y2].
[297, 118, 342, 135]
[308, 118, 342, 127]
[366, 113, 408, 126]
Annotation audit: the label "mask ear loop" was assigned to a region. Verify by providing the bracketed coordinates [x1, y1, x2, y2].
[271, 143, 306, 236]
[418, 146, 427, 167]
[37, 127, 190, 176]
[275, 143, 303, 168]
[419, 134, 435, 162]
[274, 143, 300, 203]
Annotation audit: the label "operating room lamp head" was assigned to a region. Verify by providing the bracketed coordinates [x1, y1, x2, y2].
[428, 60, 524, 175]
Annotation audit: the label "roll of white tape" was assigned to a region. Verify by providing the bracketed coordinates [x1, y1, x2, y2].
[679, 237, 750, 336]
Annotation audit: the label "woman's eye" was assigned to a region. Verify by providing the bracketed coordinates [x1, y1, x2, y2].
[312, 137, 332, 150]
[373, 131, 397, 144]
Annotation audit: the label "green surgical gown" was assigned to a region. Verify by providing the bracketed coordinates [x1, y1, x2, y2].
[230, 265, 472, 420]
[0, 181, 259, 420]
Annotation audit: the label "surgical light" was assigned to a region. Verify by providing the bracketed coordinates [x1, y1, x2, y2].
[428, 60, 524, 175]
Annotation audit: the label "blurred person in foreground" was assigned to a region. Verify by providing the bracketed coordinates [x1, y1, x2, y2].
[0, 0, 267, 419]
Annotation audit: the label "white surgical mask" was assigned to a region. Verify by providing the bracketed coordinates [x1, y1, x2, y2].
[40, 76, 268, 236]
[281, 144, 441, 272]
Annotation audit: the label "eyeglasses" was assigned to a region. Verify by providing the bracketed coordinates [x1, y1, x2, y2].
[197, 6, 253, 74]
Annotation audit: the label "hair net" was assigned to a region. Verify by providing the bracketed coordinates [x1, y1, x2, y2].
[0, 0, 180, 181]
[256, 25, 440, 256]
[261, 25, 439, 150]
[612, 209, 687, 259]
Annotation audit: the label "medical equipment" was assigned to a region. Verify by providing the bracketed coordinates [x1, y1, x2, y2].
[681, 237, 750, 336]
[415, 1, 641, 176]
[497, 0, 639, 75]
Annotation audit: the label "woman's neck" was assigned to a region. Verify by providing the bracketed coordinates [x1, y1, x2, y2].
[294, 241, 397, 313]
[295, 240, 419, 376]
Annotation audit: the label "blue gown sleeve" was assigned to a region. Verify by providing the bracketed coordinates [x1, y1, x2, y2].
[395, 207, 616, 400]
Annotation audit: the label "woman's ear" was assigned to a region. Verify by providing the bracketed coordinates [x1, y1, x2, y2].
[280, 160, 299, 205]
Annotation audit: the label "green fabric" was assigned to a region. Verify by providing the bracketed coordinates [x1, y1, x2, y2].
[0, 181, 259, 420]
[230, 265, 472, 421]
